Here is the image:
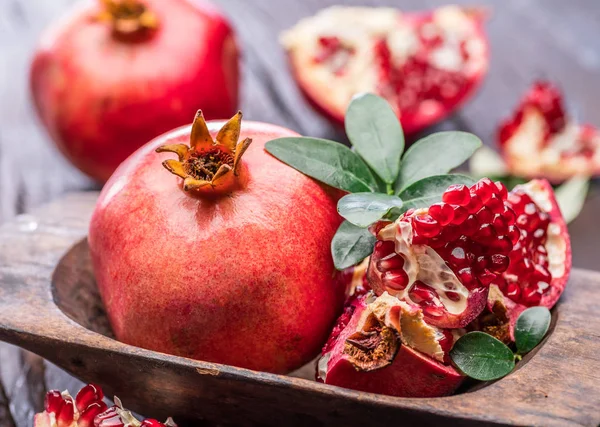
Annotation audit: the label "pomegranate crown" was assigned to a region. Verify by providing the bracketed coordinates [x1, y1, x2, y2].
[156, 110, 252, 193]
[97, 0, 158, 37]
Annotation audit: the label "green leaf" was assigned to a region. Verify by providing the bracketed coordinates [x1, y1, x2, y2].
[337, 193, 404, 228]
[469, 145, 508, 178]
[345, 93, 405, 186]
[398, 174, 476, 212]
[515, 307, 552, 355]
[331, 221, 377, 270]
[395, 131, 482, 193]
[265, 137, 378, 193]
[450, 332, 516, 381]
[555, 175, 590, 224]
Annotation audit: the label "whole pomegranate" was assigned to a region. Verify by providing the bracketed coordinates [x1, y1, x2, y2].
[88, 111, 346, 374]
[281, 5, 489, 134]
[30, 0, 239, 182]
[499, 81, 600, 181]
[34, 383, 175, 427]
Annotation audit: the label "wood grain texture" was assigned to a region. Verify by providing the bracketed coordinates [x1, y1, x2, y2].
[0, 0, 600, 425]
[0, 193, 599, 427]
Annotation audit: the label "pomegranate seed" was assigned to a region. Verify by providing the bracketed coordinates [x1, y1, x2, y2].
[449, 246, 469, 268]
[490, 236, 512, 254]
[531, 264, 551, 283]
[438, 329, 454, 364]
[465, 193, 483, 214]
[423, 305, 445, 318]
[442, 184, 470, 206]
[489, 254, 509, 273]
[494, 181, 508, 200]
[57, 398, 75, 426]
[427, 237, 445, 248]
[141, 420, 166, 427]
[474, 255, 488, 271]
[522, 287, 542, 306]
[492, 276, 508, 293]
[409, 282, 437, 304]
[473, 223, 496, 244]
[95, 407, 124, 427]
[506, 282, 521, 301]
[429, 202, 454, 225]
[461, 215, 478, 236]
[451, 206, 469, 225]
[412, 231, 427, 245]
[502, 206, 517, 225]
[476, 207, 493, 223]
[478, 269, 496, 286]
[507, 226, 520, 245]
[45, 390, 64, 414]
[413, 214, 441, 238]
[373, 240, 395, 257]
[457, 267, 475, 288]
[382, 270, 409, 291]
[79, 402, 108, 427]
[487, 195, 504, 214]
[492, 214, 508, 235]
[439, 224, 461, 242]
[472, 178, 494, 204]
[376, 253, 404, 271]
[512, 257, 534, 277]
[76, 383, 104, 412]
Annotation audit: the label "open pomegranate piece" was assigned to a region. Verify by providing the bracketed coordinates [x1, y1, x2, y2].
[281, 5, 489, 134]
[368, 178, 517, 329]
[482, 179, 571, 341]
[498, 81, 600, 181]
[317, 292, 464, 398]
[34, 384, 176, 427]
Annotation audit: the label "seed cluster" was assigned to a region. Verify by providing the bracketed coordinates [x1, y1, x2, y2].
[374, 178, 518, 319]
[44, 383, 106, 427]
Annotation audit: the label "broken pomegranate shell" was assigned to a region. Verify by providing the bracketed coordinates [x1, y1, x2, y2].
[318, 292, 464, 398]
[498, 80, 600, 181]
[485, 179, 571, 339]
[367, 178, 517, 329]
[281, 5, 489, 134]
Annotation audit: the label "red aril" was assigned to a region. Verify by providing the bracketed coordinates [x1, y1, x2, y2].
[281, 5, 489, 134]
[30, 0, 239, 182]
[34, 384, 176, 427]
[367, 178, 516, 328]
[317, 292, 464, 397]
[498, 81, 600, 181]
[89, 111, 345, 374]
[483, 179, 571, 339]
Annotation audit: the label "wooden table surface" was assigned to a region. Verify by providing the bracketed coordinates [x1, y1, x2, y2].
[1, 0, 599, 425]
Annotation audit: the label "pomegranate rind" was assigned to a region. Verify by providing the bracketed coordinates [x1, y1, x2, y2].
[319, 294, 463, 397]
[281, 6, 489, 134]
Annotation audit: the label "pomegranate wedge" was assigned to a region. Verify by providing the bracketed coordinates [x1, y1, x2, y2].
[281, 5, 489, 134]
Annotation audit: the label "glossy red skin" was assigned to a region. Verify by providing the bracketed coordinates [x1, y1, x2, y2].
[89, 120, 346, 374]
[500, 179, 571, 335]
[288, 9, 489, 135]
[30, 0, 239, 182]
[321, 295, 464, 397]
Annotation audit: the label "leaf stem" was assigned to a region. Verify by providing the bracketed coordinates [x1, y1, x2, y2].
[386, 183, 394, 195]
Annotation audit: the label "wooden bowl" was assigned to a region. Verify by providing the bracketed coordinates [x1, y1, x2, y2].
[0, 193, 599, 426]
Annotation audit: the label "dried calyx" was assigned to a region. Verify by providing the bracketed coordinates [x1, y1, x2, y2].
[97, 0, 159, 39]
[156, 110, 252, 195]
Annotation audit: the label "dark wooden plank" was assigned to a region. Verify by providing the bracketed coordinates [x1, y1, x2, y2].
[1, 0, 600, 425]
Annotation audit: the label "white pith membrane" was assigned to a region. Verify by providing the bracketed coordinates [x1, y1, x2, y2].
[280, 5, 486, 117]
[512, 180, 567, 280]
[504, 107, 600, 180]
[318, 292, 455, 381]
[377, 210, 469, 315]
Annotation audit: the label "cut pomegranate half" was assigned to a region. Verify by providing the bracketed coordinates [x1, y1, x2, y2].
[34, 384, 176, 427]
[484, 179, 571, 340]
[498, 81, 600, 181]
[318, 292, 463, 398]
[367, 178, 517, 329]
[281, 5, 489, 134]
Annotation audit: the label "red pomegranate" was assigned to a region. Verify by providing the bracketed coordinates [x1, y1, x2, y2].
[498, 81, 600, 181]
[30, 0, 239, 182]
[318, 292, 463, 398]
[34, 383, 175, 427]
[367, 178, 516, 329]
[483, 179, 571, 341]
[88, 111, 346, 374]
[281, 5, 489, 134]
